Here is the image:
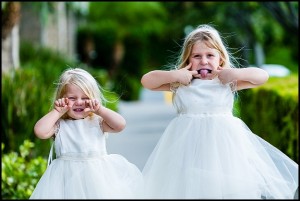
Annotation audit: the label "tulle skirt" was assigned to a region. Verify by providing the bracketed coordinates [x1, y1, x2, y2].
[142, 112, 298, 199]
[30, 153, 144, 199]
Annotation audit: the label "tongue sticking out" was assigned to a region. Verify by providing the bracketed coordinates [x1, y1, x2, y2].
[200, 69, 209, 78]
[196, 69, 212, 78]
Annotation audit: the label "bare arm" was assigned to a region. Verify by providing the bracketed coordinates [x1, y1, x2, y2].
[95, 106, 126, 133]
[34, 98, 71, 139]
[217, 67, 269, 90]
[34, 109, 63, 139]
[141, 63, 198, 91]
[85, 99, 126, 133]
[141, 70, 176, 91]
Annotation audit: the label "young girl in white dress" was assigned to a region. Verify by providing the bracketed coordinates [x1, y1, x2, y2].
[141, 24, 298, 199]
[30, 68, 144, 199]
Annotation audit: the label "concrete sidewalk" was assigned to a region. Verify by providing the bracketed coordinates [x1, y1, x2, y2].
[106, 89, 176, 171]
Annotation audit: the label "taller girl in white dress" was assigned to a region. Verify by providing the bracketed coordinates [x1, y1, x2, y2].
[30, 68, 144, 199]
[141, 24, 298, 199]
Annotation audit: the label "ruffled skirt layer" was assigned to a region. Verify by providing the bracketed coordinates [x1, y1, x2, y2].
[30, 153, 144, 199]
[142, 113, 298, 199]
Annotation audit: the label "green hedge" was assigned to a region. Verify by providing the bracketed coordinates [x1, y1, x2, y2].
[239, 74, 298, 162]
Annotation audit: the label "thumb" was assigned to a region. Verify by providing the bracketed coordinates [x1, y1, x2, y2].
[217, 66, 223, 70]
[67, 101, 74, 109]
[191, 69, 199, 75]
[213, 66, 223, 74]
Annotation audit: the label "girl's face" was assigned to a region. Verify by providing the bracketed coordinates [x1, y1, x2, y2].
[64, 84, 90, 119]
[189, 41, 222, 79]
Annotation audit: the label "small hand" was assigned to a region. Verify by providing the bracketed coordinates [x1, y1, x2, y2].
[177, 63, 198, 85]
[216, 67, 236, 84]
[54, 98, 73, 114]
[84, 99, 101, 114]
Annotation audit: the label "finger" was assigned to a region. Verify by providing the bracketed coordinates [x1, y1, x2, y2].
[94, 100, 101, 111]
[213, 68, 222, 75]
[54, 100, 60, 107]
[93, 99, 99, 107]
[89, 100, 95, 109]
[85, 100, 90, 108]
[63, 104, 69, 110]
[84, 107, 91, 113]
[183, 63, 192, 70]
[61, 98, 67, 106]
[191, 70, 199, 75]
[193, 74, 201, 78]
[58, 99, 64, 107]
[68, 101, 74, 109]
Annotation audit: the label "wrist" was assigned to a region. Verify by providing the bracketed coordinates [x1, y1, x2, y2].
[53, 107, 67, 114]
[53, 108, 60, 114]
[96, 105, 103, 115]
[170, 70, 181, 83]
[53, 108, 64, 118]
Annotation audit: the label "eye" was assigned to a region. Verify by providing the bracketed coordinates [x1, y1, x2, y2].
[68, 97, 75, 100]
[82, 97, 90, 100]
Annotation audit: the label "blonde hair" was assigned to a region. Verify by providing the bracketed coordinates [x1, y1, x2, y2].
[53, 68, 106, 119]
[175, 24, 235, 70]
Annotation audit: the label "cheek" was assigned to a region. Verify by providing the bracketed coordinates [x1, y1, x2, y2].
[68, 100, 76, 106]
[212, 58, 222, 67]
[189, 60, 198, 70]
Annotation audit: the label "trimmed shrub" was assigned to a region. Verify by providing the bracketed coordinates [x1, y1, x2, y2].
[239, 74, 298, 162]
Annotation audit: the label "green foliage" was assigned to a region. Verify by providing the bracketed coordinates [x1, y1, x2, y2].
[2, 67, 53, 157]
[239, 74, 298, 162]
[77, 22, 119, 69]
[77, 2, 168, 101]
[265, 47, 298, 73]
[114, 74, 141, 101]
[2, 140, 48, 199]
[88, 2, 167, 37]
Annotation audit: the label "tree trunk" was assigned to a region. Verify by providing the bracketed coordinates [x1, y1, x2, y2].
[2, 2, 21, 73]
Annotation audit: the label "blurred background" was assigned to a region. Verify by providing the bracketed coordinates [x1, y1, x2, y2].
[2, 2, 298, 199]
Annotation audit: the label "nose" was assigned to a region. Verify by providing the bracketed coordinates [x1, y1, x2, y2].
[75, 99, 84, 106]
[200, 57, 208, 65]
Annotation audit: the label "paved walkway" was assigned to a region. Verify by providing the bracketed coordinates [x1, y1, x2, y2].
[106, 89, 176, 171]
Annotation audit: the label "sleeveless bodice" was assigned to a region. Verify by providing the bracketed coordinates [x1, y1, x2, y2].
[54, 115, 107, 157]
[173, 78, 234, 114]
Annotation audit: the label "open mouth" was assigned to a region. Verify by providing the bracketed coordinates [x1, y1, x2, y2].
[197, 69, 212, 74]
[73, 108, 84, 112]
[197, 69, 212, 78]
